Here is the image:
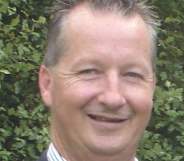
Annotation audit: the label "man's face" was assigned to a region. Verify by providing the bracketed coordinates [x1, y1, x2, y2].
[40, 5, 155, 158]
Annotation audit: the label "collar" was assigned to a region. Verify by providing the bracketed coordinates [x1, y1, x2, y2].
[135, 158, 138, 161]
[47, 143, 138, 161]
[47, 143, 67, 161]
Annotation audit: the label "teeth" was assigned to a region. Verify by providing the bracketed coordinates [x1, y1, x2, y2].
[88, 114, 124, 123]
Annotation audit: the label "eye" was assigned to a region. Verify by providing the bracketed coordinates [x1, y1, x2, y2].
[76, 68, 101, 80]
[78, 68, 99, 75]
[124, 72, 144, 80]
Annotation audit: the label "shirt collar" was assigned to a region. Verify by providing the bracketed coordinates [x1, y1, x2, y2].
[135, 158, 139, 161]
[47, 143, 67, 161]
[47, 143, 138, 161]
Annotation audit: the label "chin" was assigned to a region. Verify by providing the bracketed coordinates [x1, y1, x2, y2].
[85, 136, 137, 156]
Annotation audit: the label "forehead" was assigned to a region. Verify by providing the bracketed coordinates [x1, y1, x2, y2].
[62, 4, 151, 43]
[56, 4, 152, 67]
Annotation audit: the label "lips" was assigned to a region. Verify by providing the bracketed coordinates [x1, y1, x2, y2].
[87, 114, 127, 123]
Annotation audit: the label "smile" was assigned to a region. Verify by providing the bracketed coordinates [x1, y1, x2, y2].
[87, 114, 128, 123]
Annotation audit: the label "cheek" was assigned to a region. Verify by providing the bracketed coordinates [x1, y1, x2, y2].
[126, 89, 153, 132]
[126, 88, 154, 114]
[51, 80, 101, 110]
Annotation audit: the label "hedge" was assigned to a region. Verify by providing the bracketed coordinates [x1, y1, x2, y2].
[0, 0, 183, 161]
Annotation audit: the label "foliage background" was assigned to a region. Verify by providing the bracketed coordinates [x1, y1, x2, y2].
[0, 0, 183, 160]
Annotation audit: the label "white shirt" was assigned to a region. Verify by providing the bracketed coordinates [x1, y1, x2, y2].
[47, 143, 67, 161]
[47, 143, 138, 161]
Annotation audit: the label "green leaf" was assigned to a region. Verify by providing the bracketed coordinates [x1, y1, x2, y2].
[0, 69, 10, 74]
[11, 15, 20, 27]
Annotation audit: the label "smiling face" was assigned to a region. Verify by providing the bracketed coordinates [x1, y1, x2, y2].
[39, 5, 155, 161]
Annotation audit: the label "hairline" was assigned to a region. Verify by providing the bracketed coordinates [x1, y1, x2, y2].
[44, 1, 158, 71]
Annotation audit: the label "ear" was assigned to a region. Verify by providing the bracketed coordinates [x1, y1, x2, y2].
[39, 65, 53, 107]
[153, 73, 157, 89]
[151, 73, 157, 96]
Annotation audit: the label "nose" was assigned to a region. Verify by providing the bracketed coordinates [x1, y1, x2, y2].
[97, 72, 126, 110]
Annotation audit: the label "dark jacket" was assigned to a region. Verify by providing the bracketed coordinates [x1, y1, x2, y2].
[37, 150, 48, 161]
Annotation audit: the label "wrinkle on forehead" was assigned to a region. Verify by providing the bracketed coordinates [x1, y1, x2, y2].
[55, 3, 153, 73]
[62, 4, 151, 56]
[65, 4, 150, 40]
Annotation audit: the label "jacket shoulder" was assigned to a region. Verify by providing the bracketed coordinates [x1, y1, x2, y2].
[37, 150, 48, 161]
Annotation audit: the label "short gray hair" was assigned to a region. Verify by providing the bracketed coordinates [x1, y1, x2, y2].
[43, 0, 159, 70]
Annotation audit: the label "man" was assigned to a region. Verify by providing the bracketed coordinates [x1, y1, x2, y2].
[38, 0, 158, 161]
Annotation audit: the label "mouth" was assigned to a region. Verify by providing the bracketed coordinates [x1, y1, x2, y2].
[87, 114, 127, 123]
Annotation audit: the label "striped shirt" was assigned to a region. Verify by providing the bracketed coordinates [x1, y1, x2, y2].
[47, 143, 67, 161]
[47, 143, 138, 161]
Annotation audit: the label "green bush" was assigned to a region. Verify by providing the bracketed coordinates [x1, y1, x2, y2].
[0, 0, 183, 160]
[138, 0, 184, 161]
[0, 0, 50, 160]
